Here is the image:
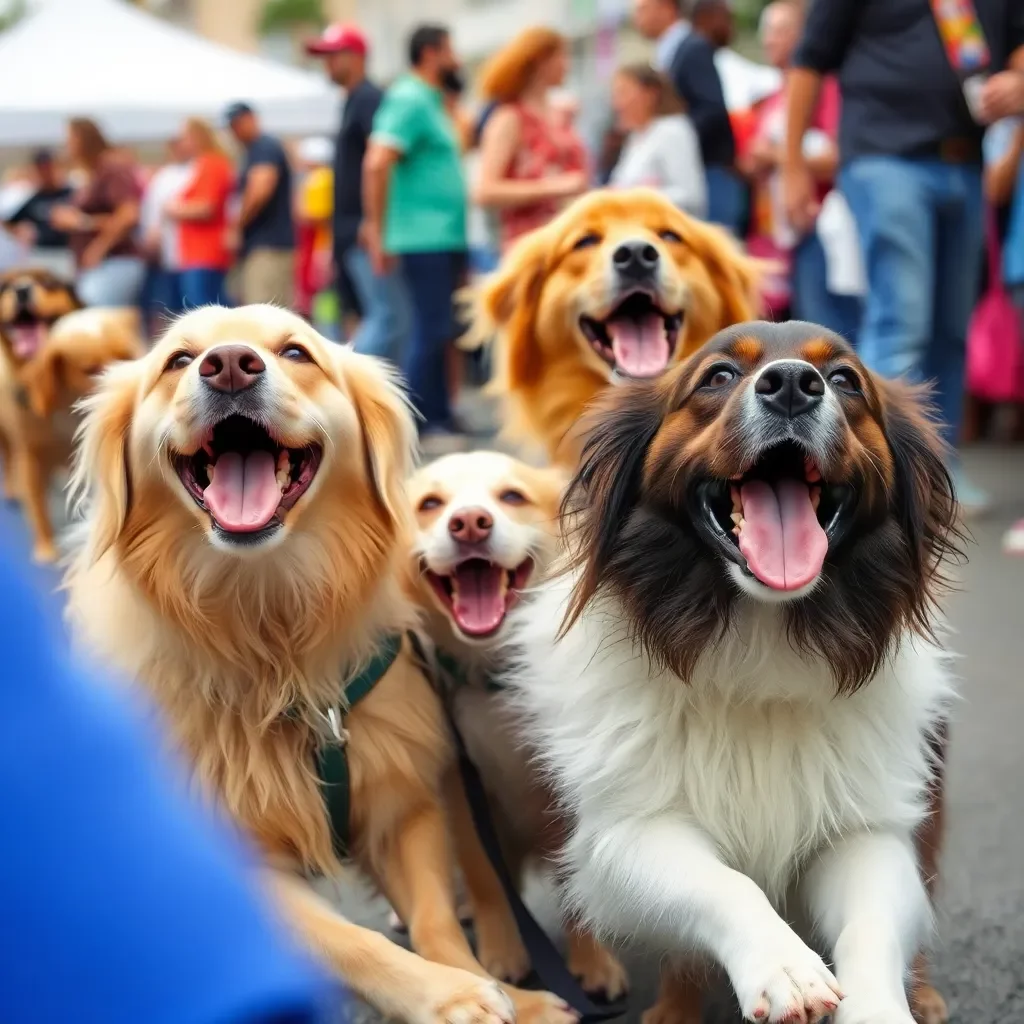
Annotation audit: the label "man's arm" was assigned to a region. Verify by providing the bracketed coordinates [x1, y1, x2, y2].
[239, 164, 279, 228]
[361, 141, 400, 274]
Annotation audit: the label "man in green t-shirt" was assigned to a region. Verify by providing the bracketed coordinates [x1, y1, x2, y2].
[363, 24, 467, 433]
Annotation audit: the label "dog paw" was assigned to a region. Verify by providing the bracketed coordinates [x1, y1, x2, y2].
[476, 929, 531, 984]
[567, 940, 629, 1001]
[506, 986, 579, 1024]
[419, 970, 515, 1024]
[910, 983, 948, 1024]
[31, 540, 57, 564]
[834, 993, 915, 1024]
[732, 941, 842, 1023]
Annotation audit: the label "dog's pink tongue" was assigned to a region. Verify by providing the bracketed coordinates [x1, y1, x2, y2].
[608, 313, 670, 378]
[737, 479, 828, 591]
[11, 324, 44, 360]
[452, 562, 507, 636]
[203, 451, 281, 532]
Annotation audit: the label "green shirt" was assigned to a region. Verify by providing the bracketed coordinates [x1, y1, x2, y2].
[371, 74, 467, 254]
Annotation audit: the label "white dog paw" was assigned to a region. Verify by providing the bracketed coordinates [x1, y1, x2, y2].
[733, 941, 843, 1023]
[834, 993, 916, 1024]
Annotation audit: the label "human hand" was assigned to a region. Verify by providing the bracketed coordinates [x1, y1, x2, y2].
[781, 158, 819, 236]
[550, 170, 588, 200]
[359, 221, 395, 276]
[49, 204, 86, 232]
[79, 241, 105, 270]
[978, 71, 1024, 123]
[747, 137, 779, 175]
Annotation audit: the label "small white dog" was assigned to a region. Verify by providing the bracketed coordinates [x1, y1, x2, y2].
[407, 451, 629, 998]
[508, 322, 961, 1024]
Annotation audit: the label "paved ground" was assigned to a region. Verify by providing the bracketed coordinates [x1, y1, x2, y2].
[6, 399, 1023, 1023]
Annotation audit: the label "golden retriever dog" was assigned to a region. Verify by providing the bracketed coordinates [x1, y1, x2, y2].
[0, 270, 142, 562]
[64, 304, 575, 1024]
[472, 188, 763, 466]
[406, 451, 627, 999]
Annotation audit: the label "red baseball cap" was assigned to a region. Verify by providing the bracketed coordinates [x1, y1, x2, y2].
[305, 23, 369, 57]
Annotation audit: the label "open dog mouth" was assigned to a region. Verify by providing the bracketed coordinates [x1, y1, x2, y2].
[691, 440, 855, 592]
[173, 414, 322, 541]
[579, 291, 683, 379]
[426, 558, 534, 638]
[4, 310, 49, 361]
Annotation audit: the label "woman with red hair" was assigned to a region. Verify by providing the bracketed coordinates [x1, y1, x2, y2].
[472, 26, 589, 252]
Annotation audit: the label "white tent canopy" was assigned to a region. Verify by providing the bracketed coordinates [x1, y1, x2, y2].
[0, 0, 340, 147]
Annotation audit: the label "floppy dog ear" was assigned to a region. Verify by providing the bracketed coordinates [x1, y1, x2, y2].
[475, 225, 552, 390]
[343, 351, 418, 530]
[68, 359, 140, 565]
[879, 377, 963, 623]
[560, 379, 665, 635]
[681, 219, 764, 353]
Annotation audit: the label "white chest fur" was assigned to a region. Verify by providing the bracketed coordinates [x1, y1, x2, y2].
[508, 574, 955, 900]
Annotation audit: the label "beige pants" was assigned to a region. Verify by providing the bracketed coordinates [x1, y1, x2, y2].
[238, 248, 295, 307]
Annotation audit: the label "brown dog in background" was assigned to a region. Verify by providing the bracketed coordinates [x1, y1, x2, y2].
[0, 270, 142, 561]
[471, 189, 763, 466]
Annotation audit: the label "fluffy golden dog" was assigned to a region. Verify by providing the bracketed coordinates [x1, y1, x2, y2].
[64, 305, 574, 1024]
[473, 188, 763, 465]
[0, 270, 141, 561]
[406, 452, 627, 997]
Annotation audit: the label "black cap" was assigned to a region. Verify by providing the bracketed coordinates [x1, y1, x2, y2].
[223, 101, 254, 126]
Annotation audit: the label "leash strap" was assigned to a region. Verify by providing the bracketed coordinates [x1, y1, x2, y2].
[407, 632, 624, 1022]
[317, 634, 403, 860]
[928, 0, 991, 76]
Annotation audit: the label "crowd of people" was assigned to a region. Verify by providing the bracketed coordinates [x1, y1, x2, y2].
[1, 0, 1023, 540]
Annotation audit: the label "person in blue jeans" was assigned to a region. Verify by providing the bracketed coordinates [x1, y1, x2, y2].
[363, 24, 468, 433]
[306, 23, 411, 359]
[785, 0, 1024, 516]
[0, 539, 339, 1024]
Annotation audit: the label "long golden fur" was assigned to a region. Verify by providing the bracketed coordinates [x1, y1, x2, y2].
[0, 269, 141, 562]
[64, 305, 573, 1024]
[472, 188, 763, 466]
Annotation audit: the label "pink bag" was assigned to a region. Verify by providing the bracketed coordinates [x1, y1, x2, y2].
[967, 208, 1024, 403]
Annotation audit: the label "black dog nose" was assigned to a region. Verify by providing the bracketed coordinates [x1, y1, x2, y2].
[14, 283, 32, 303]
[754, 361, 825, 419]
[612, 239, 660, 280]
[198, 344, 266, 393]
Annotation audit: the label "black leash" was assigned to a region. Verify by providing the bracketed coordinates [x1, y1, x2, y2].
[409, 632, 625, 1022]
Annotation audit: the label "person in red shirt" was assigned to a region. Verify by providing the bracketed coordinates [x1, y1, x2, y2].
[166, 118, 235, 308]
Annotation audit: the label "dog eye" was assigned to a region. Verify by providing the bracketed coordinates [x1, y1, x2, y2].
[499, 489, 528, 505]
[165, 351, 194, 371]
[418, 495, 443, 512]
[281, 344, 312, 362]
[699, 364, 737, 389]
[829, 368, 861, 393]
[659, 229, 683, 244]
[572, 233, 602, 251]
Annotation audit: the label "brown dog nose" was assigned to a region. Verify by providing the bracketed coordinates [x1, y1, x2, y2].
[448, 506, 493, 544]
[198, 344, 266, 393]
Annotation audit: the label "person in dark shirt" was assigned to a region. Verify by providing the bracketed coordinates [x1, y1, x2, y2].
[633, 0, 741, 233]
[307, 23, 409, 358]
[784, 0, 1024, 516]
[226, 102, 296, 307]
[5, 150, 73, 255]
[0, 536, 338, 1024]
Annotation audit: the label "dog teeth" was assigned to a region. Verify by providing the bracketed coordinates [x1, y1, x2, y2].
[804, 456, 822, 483]
[275, 451, 290, 491]
[206, 462, 215, 485]
[810, 486, 821, 511]
[730, 512, 743, 525]
[498, 570, 509, 597]
[730, 485, 742, 513]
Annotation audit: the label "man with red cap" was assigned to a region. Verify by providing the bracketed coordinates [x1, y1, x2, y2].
[307, 23, 409, 360]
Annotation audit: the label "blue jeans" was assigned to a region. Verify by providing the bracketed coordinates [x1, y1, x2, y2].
[400, 251, 459, 429]
[705, 166, 746, 236]
[839, 157, 984, 445]
[343, 247, 411, 362]
[791, 233, 862, 346]
[180, 268, 227, 309]
[141, 265, 182, 322]
[77, 255, 147, 308]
